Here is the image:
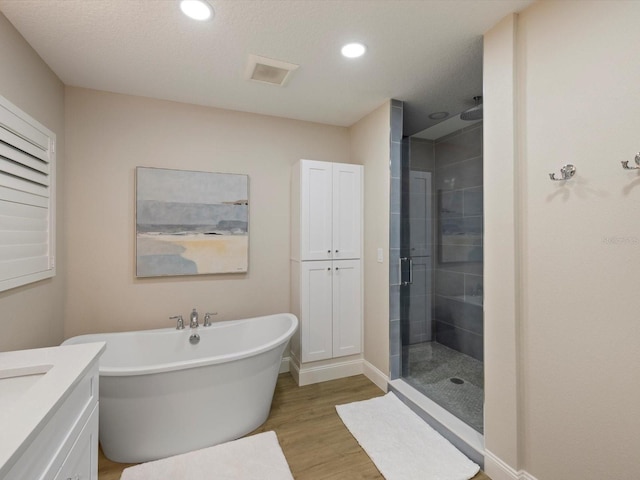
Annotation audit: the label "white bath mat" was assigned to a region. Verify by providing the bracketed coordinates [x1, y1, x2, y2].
[336, 393, 480, 480]
[120, 431, 294, 480]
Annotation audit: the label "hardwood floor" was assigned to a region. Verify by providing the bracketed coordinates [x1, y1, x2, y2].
[99, 373, 491, 479]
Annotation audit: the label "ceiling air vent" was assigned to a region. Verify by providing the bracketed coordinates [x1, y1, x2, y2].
[245, 54, 299, 87]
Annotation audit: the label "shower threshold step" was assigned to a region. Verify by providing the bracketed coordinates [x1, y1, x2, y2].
[388, 379, 484, 467]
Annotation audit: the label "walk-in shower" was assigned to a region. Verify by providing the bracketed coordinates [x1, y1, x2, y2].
[388, 99, 484, 464]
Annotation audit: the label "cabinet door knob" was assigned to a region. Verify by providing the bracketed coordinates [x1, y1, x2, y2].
[327, 267, 331, 271]
[335, 267, 339, 271]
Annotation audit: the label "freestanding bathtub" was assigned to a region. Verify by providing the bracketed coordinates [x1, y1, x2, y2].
[63, 313, 298, 463]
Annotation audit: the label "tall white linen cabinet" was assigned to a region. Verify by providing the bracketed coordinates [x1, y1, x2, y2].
[290, 159, 363, 386]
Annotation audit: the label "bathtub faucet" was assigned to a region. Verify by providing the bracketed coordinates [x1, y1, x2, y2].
[170, 315, 185, 330]
[203, 312, 218, 327]
[189, 308, 201, 345]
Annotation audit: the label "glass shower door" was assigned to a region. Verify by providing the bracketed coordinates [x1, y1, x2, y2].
[400, 170, 432, 359]
[400, 124, 484, 434]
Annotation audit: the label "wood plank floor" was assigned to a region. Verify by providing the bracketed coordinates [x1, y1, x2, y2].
[99, 373, 491, 479]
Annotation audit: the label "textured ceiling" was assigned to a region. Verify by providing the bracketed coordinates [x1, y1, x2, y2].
[0, 0, 533, 135]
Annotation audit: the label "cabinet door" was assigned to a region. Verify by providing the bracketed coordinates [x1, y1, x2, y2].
[53, 404, 99, 480]
[301, 261, 333, 362]
[300, 160, 333, 261]
[332, 259, 362, 358]
[332, 163, 362, 260]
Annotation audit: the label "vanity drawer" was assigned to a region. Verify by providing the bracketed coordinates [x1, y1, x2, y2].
[53, 403, 98, 480]
[3, 364, 98, 480]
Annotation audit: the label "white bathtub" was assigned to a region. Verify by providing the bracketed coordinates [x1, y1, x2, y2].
[63, 313, 298, 463]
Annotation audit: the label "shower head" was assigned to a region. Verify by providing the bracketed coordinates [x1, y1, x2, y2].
[460, 96, 483, 121]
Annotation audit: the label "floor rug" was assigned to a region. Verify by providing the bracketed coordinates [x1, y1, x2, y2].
[120, 431, 294, 480]
[336, 392, 480, 480]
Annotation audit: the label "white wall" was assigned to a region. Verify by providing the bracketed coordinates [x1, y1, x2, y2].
[64, 88, 351, 337]
[484, 2, 640, 479]
[0, 12, 66, 351]
[350, 101, 391, 376]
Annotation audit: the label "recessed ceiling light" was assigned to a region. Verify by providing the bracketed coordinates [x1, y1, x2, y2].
[180, 0, 214, 21]
[429, 112, 449, 120]
[341, 43, 367, 59]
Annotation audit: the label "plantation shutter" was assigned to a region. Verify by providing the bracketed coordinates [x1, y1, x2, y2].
[0, 95, 56, 292]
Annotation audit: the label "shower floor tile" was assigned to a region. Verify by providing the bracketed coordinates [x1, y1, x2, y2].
[402, 341, 484, 433]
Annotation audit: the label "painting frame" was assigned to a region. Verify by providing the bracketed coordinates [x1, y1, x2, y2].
[135, 166, 249, 277]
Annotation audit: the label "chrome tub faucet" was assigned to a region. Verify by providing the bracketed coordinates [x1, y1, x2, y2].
[203, 312, 218, 327]
[170, 315, 185, 330]
[189, 308, 200, 344]
[190, 308, 199, 329]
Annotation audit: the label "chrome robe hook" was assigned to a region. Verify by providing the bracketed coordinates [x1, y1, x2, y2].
[549, 164, 576, 181]
[621, 153, 640, 170]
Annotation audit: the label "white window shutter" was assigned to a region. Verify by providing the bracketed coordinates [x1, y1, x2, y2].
[0, 95, 56, 292]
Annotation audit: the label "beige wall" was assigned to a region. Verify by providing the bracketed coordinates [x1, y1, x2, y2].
[485, 2, 640, 479]
[350, 101, 391, 375]
[483, 13, 521, 475]
[64, 88, 350, 337]
[0, 13, 66, 351]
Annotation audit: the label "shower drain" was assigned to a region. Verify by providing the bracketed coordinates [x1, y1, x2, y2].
[450, 377, 465, 385]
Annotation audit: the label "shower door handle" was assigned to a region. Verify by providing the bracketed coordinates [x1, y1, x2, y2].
[400, 257, 413, 286]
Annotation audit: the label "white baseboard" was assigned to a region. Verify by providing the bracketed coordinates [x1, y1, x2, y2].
[485, 450, 538, 480]
[484, 450, 519, 480]
[293, 358, 364, 386]
[289, 357, 301, 384]
[288, 358, 390, 391]
[279, 356, 290, 374]
[519, 472, 539, 480]
[362, 360, 389, 392]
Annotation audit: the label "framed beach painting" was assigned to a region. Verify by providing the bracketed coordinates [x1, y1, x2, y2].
[135, 167, 249, 277]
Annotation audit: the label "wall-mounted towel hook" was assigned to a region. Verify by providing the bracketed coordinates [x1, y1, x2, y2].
[549, 164, 576, 181]
[621, 153, 640, 170]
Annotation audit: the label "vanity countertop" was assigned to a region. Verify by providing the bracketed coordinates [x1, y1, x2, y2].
[0, 342, 105, 476]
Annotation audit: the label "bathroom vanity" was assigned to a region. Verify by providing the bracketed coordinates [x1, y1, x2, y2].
[0, 342, 105, 480]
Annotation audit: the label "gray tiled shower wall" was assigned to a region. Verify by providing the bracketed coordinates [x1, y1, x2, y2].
[389, 99, 403, 380]
[408, 123, 484, 361]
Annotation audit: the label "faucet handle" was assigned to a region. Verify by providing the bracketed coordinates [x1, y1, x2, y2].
[170, 315, 185, 330]
[203, 312, 218, 327]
